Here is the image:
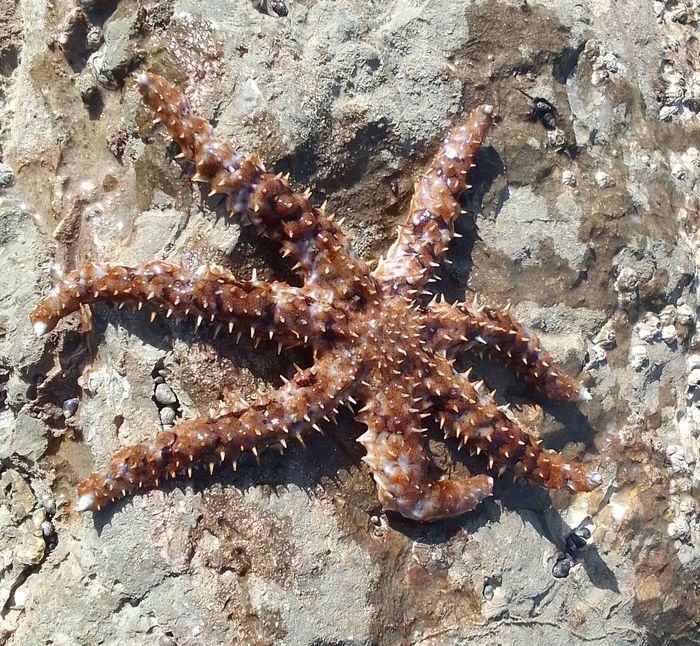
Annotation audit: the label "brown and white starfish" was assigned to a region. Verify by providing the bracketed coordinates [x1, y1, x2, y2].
[30, 73, 601, 518]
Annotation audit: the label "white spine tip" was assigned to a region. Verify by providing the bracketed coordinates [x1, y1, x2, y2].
[33, 320, 48, 337]
[136, 73, 151, 88]
[487, 476, 494, 488]
[76, 493, 96, 512]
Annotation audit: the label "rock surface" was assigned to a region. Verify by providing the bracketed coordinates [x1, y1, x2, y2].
[1, 0, 699, 644]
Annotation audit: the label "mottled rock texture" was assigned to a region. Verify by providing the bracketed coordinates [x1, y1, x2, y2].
[1, 1, 699, 644]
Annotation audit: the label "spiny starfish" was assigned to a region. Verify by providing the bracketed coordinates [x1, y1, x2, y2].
[30, 73, 601, 518]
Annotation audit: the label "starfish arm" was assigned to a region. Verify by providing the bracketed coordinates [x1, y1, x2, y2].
[138, 73, 373, 296]
[374, 105, 493, 295]
[30, 260, 336, 348]
[424, 297, 590, 403]
[425, 359, 601, 493]
[356, 392, 492, 521]
[75, 349, 360, 512]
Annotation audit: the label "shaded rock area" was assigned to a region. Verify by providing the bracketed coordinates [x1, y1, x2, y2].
[1, 0, 699, 644]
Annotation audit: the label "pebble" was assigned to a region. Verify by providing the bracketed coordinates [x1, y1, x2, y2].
[39, 497, 57, 516]
[0, 163, 15, 188]
[552, 558, 573, 578]
[160, 406, 177, 427]
[63, 397, 80, 419]
[41, 520, 55, 538]
[154, 383, 178, 406]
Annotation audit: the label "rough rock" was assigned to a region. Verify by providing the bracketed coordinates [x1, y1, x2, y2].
[0, 1, 699, 644]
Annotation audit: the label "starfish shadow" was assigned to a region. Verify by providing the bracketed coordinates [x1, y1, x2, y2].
[87, 300, 311, 386]
[498, 480, 618, 591]
[82, 307, 611, 589]
[454, 352, 597, 447]
[435, 145, 505, 301]
[385, 454, 617, 590]
[90, 410, 366, 533]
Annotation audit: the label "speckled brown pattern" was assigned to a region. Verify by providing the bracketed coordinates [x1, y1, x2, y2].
[31, 73, 601, 518]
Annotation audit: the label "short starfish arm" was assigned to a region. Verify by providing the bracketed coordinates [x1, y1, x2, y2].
[356, 394, 493, 521]
[30, 261, 336, 348]
[138, 73, 373, 295]
[75, 350, 360, 511]
[374, 105, 493, 295]
[426, 362, 601, 493]
[424, 298, 590, 403]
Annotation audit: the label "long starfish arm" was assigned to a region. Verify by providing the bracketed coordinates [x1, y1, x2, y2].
[424, 359, 601, 493]
[76, 350, 360, 511]
[424, 297, 590, 403]
[356, 392, 492, 521]
[30, 261, 337, 348]
[138, 73, 373, 296]
[374, 105, 493, 296]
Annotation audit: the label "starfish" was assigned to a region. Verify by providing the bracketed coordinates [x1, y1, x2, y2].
[30, 73, 601, 518]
